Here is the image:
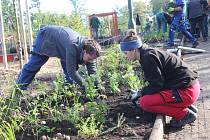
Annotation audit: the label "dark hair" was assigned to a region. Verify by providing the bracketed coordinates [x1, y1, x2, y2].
[83, 39, 101, 57]
[122, 29, 140, 42]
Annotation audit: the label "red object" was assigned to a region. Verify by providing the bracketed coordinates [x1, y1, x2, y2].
[0, 54, 14, 63]
[138, 81, 200, 120]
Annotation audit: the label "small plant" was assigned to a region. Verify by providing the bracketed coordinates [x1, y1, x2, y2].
[123, 65, 141, 91]
[84, 75, 99, 100]
[67, 103, 82, 124]
[85, 101, 107, 124]
[77, 114, 102, 138]
[100, 113, 126, 136]
[38, 125, 56, 134]
[109, 72, 120, 93]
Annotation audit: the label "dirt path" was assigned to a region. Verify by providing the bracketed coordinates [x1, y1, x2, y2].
[165, 36, 210, 139]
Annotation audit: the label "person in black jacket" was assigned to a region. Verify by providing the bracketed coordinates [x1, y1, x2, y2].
[120, 29, 200, 127]
[187, 0, 207, 42]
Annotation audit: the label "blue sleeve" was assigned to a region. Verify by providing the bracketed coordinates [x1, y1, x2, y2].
[176, 0, 184, 6]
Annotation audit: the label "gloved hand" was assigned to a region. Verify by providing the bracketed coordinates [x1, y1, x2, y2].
[168, 7, 175, 13]
[127, 89, 141, 107]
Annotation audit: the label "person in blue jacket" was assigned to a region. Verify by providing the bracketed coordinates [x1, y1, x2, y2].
[16, 25, 101, 91]
[167, 0, 199, 48]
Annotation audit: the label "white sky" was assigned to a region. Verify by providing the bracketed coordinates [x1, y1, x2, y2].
[37, 0, 149, 14]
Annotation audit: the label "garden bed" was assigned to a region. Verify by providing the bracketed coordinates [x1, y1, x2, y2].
[0, 46, 156, 140]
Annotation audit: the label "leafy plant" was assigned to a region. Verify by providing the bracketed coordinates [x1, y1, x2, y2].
[123, 65, 141, 91]
[85, 101, 107, 124]
[0, 120, 18, 140]
[77, 114, 102, 138]
[109, 72, 120, 93]
[84, 76, 99, 100]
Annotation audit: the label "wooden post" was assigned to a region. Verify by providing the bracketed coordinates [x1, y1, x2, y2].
[25, 0, 33, 52]
[18, 0, 28, 63]
[0, 0, 8, 70]
[107, 16, 111, 36]
[13, 0, 23, 69]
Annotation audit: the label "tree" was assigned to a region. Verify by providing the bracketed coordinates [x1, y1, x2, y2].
[2, 0, 16, 35]
[150, 0, 170, 14]
[31, 12, 89, 36]
[117, 1, 150, 33]
[69, 0, 86, 14]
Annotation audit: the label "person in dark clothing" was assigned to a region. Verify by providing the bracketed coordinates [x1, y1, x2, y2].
[90, 14, 101, 39]
[136, 13, 141, 26]
[187, 0, 207, 42]
[168, 0, 199, 48]
[136, 13, 141, 33]
[120, 29, 200, 128]
[16, 25, 101, 91]
[200, 0, 209, 38]
[164, 12, 173, 25]
[156, 12, 168, 33]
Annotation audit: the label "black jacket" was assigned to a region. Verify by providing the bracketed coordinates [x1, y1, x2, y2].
[187, 0, 204, 19]
[139, 47, 198, 96]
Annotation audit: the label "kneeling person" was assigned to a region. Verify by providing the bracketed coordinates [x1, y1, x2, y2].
[120, 29, 200, 127]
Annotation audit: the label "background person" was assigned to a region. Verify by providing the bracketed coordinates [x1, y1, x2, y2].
[167, 0, 199, 48]
[156, 11, 168, 33]
[120, 29, 200, 127]
[90, 14, 101, 39]
[187, 0, 207, 42]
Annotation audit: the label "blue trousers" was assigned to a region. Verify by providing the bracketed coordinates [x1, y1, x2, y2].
[16, 28, 74, 90]
[16, 54, 74, 90]
[169, 17, 196, 47]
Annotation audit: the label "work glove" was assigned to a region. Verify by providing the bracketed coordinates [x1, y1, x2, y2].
[168, 7, 175, 13]
[127, 89, 141, 107]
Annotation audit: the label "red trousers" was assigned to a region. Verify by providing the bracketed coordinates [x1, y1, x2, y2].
[138, 81, 200, 120]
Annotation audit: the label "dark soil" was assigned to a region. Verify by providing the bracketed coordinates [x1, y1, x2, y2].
[0, 61, 156, 140]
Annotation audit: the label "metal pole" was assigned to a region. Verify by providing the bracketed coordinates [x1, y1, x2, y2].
[13, 0, 23, 69]
[0, 0, 8, 69]
[128, 0, 136, 30]
[18, 0, 28, 63]
[25, 0, 33, 52]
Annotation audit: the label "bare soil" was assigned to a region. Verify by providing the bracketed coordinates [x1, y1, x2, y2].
[0, 58, 156, 140]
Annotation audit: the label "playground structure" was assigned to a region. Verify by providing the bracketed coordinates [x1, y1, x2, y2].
[88, 12, 120, 46]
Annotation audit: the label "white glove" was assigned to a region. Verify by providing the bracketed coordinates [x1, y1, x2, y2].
[128, 89, 141, 107]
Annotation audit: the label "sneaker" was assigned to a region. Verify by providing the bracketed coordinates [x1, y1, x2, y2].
[192, 41, 199, 48]
[170, 110, 197, 127]
[188, 105, 198, 113]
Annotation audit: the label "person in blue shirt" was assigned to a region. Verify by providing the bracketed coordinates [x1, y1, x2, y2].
[16, 25, 101, 91]
[168, 0, 199, 48]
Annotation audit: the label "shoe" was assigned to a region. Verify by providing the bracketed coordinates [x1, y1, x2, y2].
[188, 105, 198, 113]
[192, 41, 199, 48]
[170, 110, 197, 127]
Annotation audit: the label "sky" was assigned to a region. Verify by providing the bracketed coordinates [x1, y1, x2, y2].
[37, 0, 149, 14]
